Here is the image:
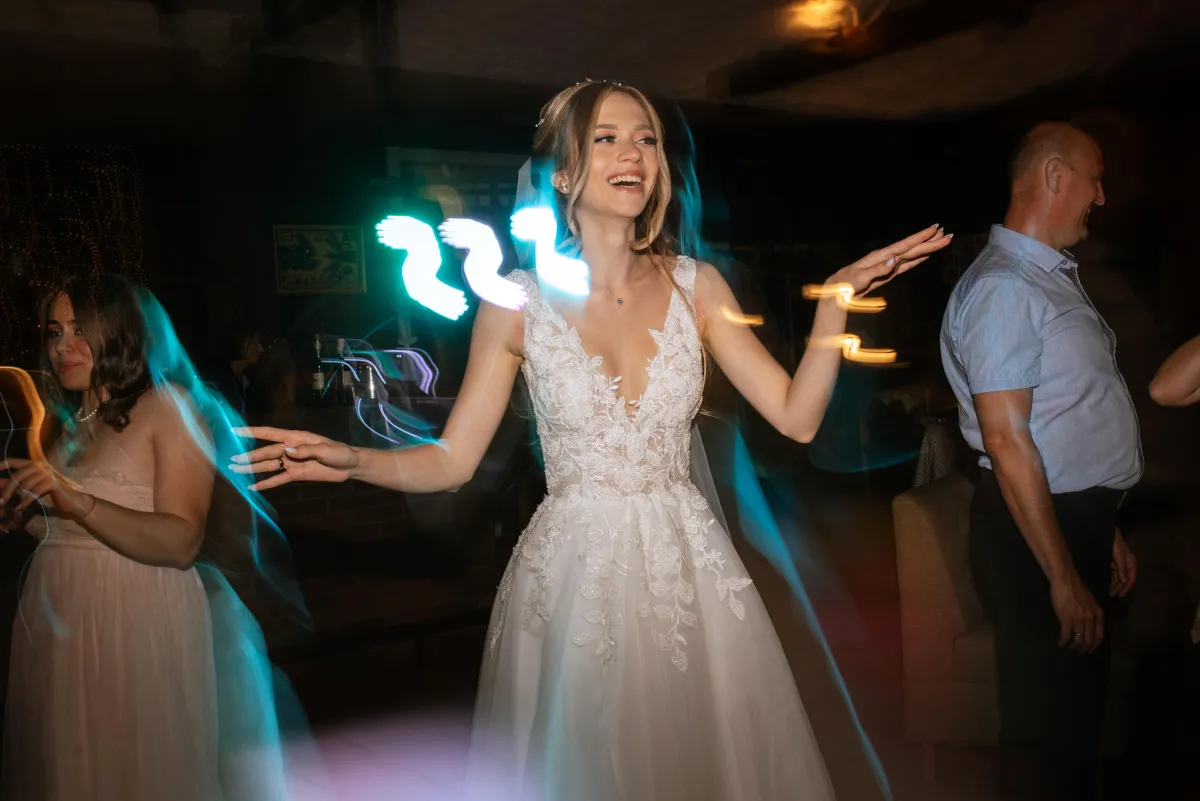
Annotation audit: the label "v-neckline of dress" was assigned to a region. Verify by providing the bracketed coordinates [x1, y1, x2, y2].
[539, 284, 680, 425]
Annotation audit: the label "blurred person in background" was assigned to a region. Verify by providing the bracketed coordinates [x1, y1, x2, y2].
[204, 322, 264, 419]
[0, 273, 305, 801]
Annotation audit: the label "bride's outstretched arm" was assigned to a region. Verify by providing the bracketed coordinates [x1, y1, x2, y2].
[232, 301, 525, 494]
[696, 225, 950, 443]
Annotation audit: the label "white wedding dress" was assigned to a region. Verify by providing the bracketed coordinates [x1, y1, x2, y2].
[469, 259, 836, 801]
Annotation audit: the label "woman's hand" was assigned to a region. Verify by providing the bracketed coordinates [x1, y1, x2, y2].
[828, 224, 952, 297]
[230, 427, 360, 491]
[0, 458, 95, 520]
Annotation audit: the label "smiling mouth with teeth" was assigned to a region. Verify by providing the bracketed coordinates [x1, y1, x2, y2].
[608, 175, 644, 187]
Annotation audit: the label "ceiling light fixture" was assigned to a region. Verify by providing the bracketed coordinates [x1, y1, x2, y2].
[787, 0, 861, 37]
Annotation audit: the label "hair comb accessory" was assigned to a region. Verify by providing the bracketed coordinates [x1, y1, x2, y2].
[535, 79, 626, 127]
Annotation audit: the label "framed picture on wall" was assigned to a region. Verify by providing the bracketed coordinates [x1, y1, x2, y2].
[273, 224, 366, 294]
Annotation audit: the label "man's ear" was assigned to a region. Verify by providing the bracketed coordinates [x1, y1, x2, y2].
[1045, 156, 1067, 195]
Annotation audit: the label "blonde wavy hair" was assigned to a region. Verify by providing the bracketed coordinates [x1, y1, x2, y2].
[531, 81, 706, 373]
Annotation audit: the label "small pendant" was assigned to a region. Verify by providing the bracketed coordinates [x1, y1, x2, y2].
[617, 297, 624, 305]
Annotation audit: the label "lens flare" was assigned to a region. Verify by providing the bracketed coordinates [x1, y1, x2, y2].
[511, 207, 590, 297]
[379, 208, 589, 314]
[0, 366, 83, 490]
[802, 282, 887, 313]
[376, 216, 469, 321]
[717, 305, 764, 327]
[438, 218, 529, 312]
[324, 339, 442, 447]
[811, 334, 898, 364]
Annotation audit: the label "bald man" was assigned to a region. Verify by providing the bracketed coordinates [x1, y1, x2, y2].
[940, 123, 1142, 800]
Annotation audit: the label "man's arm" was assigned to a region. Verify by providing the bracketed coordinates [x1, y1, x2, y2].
[1149, 333, 1200, 407]
[952, 274, 1103, 652]
[974, 389, 1104, 653]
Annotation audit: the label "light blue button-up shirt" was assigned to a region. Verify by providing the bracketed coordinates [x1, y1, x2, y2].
[940, 225, 1143, 493]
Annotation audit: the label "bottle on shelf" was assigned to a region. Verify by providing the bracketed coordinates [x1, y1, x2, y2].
[310, 333, 326, 404]
[337, 337, 354, 404]
[364, 362, 377, 402]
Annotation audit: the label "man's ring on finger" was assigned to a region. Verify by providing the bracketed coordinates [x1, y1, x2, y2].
[278, 457, 285, 471]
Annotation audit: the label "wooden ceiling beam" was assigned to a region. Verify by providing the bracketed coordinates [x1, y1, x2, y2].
[259, 0, 349, 45]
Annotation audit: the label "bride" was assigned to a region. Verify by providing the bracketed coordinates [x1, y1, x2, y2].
[233, 80, 950, 800]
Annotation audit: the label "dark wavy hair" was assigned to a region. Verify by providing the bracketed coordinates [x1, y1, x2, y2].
[39, 272, 153, 436]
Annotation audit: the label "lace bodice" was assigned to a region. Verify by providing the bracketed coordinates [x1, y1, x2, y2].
[509, 259, 703, 498]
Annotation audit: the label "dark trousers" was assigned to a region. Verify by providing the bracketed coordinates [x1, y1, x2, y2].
[970, 469, 1122, 801]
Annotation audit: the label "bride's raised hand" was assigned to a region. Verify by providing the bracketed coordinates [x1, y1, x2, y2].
[829, 224, 952, 297]
[230, 426, 360, 491]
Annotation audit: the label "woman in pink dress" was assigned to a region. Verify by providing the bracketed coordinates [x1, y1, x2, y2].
[0, 274, 296, 801]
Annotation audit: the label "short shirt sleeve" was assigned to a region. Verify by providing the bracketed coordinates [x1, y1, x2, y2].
[954, 276, 1043, 394]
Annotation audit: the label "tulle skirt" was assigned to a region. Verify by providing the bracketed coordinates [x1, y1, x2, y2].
[2, 541, 223, 801]
[1, 543, 297, 801]
[469, 482, 837, 801]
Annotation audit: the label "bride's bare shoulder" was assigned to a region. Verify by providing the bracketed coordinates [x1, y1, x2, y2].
[693, 261, 735, 303]
[472, 292, 527, 360]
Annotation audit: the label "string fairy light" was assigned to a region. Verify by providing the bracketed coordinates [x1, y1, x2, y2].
[0, 145, 145, 365]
